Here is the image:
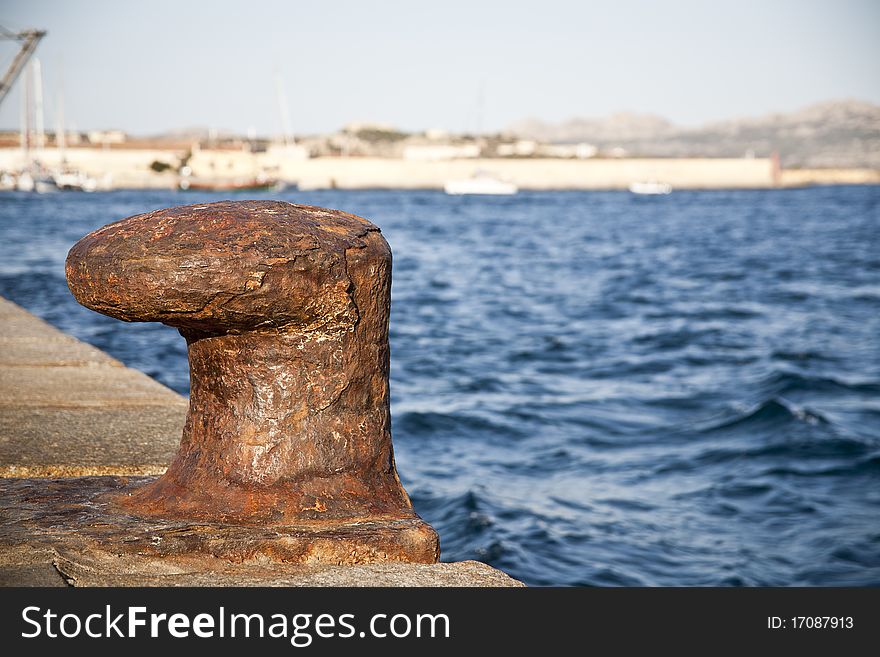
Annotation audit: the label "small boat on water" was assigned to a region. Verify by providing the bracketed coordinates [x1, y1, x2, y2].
[53, 170, 98, 192]
[14, 170, 57, 193]
[14, 171, 34, 192]
[444, 171, 518, 196]
[629, 181, 672, 195]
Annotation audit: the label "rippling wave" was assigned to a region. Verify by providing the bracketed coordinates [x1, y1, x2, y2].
[1, 186, 879, 585]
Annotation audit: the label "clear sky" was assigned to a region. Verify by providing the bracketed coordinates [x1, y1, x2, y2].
[0, 0, 878, 136]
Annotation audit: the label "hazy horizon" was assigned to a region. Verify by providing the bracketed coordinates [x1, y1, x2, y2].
[2, 94, 878, 140]
[0, 0, 878, 136]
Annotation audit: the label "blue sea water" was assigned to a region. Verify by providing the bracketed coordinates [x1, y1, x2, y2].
[1, 186, 879, 586]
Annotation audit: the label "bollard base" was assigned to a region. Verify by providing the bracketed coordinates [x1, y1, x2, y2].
[0, 476, 440, 567]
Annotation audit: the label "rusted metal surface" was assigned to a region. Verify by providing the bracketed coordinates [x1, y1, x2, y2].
[58, 200, 438, 563]
[0, 476, 438, 566]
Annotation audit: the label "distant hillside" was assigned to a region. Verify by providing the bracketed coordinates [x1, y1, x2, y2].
[509, 100, 880, 168]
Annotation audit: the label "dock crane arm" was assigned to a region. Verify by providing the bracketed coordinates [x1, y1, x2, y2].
[0, 27, 47, 107]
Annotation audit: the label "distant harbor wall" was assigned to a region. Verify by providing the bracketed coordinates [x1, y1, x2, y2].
[281, 156, 777, 190]
[780, 168, 880, 187]
[0, 147, 795, 190]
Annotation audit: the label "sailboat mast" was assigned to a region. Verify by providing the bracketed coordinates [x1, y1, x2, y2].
[19, 72, 26, 153]
[475, 81, 484, 136]
[33, 58, 44, 148]
[22, 61, 33, 158]
[274, 71, 294, 147]
[56, 89, 66, 161]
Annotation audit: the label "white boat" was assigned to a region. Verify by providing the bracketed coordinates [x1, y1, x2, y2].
[15, 169, 57, 193]
[53, 170, 98, 192]
[444, 172, 518, 196]
[34, 177, 57, 193]
[15, 171, 35, 192]
[629, 181, 672, 195]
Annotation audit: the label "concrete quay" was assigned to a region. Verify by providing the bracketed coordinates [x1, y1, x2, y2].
[0, 296, 184, 478]
[0, 296, 522, 587]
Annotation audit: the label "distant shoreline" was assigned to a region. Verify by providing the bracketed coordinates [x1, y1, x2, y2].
[1, 147, 878, 191]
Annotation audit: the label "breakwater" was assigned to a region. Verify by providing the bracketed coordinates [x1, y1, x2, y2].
[0, 147, 780, 190]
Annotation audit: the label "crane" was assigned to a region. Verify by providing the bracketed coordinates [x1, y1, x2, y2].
[0, 26, 46, 107]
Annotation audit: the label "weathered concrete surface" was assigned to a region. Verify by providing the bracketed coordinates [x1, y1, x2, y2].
[0, 544, 523, 587]
[0, 335, 117, 366]
[0, 296, 185, 477]
[0, 562, 69, 587]
[0, 407, 183, 477]
[2, 365, 184, 407]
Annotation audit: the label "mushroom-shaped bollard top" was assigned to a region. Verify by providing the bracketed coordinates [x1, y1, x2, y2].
[66, 201, 434, 555]
[66, 201, 373, 336]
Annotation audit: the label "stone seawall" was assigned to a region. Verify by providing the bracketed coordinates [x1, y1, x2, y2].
[779, 168, 880, 186]
[0, 147, 778, 190]
[280, 156, 777, 190]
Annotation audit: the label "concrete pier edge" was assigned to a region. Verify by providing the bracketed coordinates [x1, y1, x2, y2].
[0, 296, 523, 587]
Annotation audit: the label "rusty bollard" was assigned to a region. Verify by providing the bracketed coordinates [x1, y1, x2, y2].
[61, 200, 439, 564]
